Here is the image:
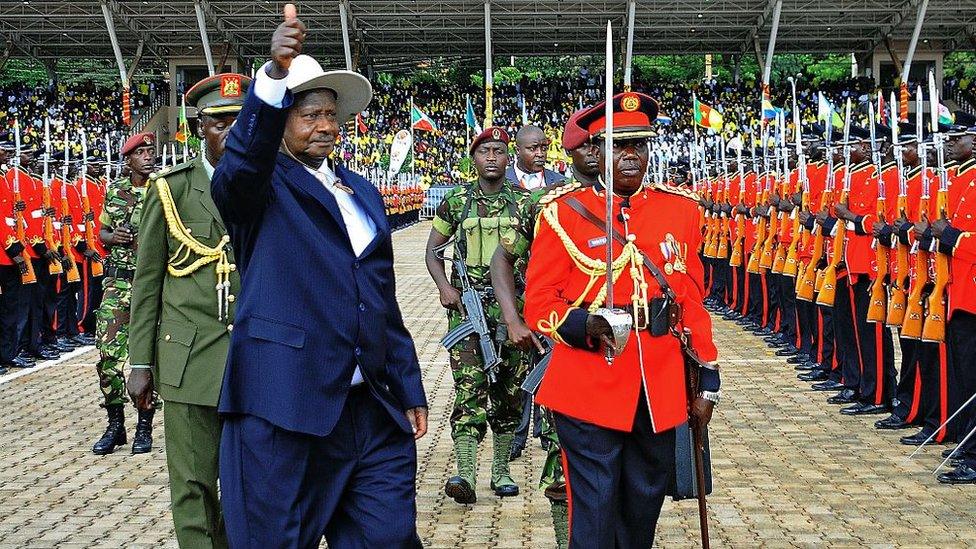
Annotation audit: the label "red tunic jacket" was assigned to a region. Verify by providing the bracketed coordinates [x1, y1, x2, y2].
[525, 184, 718, 433]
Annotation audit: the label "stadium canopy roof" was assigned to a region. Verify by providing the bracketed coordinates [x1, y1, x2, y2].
[1, 0, 974, 70]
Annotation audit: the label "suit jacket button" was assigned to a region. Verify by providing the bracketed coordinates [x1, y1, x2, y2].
[228, 294, 236, 303]
[164, 334, 171, 341]
[359, 303, 366, 312]
[354, 347, 362, 357]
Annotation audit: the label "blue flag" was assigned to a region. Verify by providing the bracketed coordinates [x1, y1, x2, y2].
[466, 95, 481, 133]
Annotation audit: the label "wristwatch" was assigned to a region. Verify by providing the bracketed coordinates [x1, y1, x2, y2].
[699, 390, 721, 405]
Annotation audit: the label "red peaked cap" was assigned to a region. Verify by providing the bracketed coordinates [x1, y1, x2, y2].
[469, 126, 510, 155]
[578, 92, 659, 139]
[561, 107, 592, 150]
[120, 132, 155, 156]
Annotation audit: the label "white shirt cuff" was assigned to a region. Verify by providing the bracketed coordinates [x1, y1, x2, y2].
[254, 61, 288, 108]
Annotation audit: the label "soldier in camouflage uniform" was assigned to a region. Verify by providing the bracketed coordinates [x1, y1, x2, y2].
[425, 127, 534, 505]
[91, 132, 158, 456]
[489, 107, 600, 548]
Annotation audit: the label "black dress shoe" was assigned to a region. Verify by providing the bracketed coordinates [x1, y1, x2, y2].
[811, 379, 844, 390]
[0, 365, 7, 375]
[900, 430, 935, 446]
[841, 403, 889, 416]
[57, 337, 78, 350]
[16, 352, 36, 364]
[943, 448, 957, 459]
[938, 464, 976, 484]
[735, 318, 754, 326]
[722, 311, 741, 320]
[3, 357, 34, 369]
[70, 334, 96, 346]
[775, 346, 800, 357]
[800, 371, 831, 382]
[827, 389, 858, 404]
[794, 361, 819, 371]
[874, 413, 912, 430]
[755, 328, 775, 336]
[787, 354, 811, 365]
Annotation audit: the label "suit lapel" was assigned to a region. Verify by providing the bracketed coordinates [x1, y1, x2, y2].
[189, 157, 226, 231]
[280, 155, 349, 241]
[337, 165, 388, 258]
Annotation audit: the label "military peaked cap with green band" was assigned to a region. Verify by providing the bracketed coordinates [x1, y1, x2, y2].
[184, 73, 253, 115]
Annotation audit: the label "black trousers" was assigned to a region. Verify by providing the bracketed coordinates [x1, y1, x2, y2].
[54, 277, 81, 338]
[795, 297, 817, 359]
[23, 259, 58, 354]
[709, 256, 730, 304]
[893, 337, 922, 424]
[701, 253, 711, 294]
[732, 264, 747, 315]
[833, 275, 860, 391]
[0, 265, 30, 363]
[916, 341, 948, 440]
[776, 274, 798, 344]
[747, 271, 766, 325]
[947, 312, 976, 451]
[851, 275, 896, 406]
[554, 403, 676, 549]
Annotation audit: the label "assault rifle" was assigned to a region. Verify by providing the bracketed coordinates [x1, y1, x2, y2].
[436, 240, 502, 382]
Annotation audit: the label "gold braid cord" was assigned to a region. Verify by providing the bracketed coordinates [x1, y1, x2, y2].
[536, 202, 650, 339]
[155, 177, 233, 321]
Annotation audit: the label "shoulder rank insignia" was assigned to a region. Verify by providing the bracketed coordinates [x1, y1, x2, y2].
[652, 183, 700, 202]
[538, 180, 582, 206]
[150, 159, 194, 181]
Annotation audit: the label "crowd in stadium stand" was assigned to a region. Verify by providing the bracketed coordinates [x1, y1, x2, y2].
[2, 73, 880, 189]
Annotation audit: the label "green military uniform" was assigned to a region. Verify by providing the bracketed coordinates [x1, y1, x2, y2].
[95, 177, 158, 408]
[433, 178, 534, 501]
[127, 72, 249, 549]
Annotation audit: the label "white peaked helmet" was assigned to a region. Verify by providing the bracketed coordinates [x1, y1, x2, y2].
[285, 54, 372, 124]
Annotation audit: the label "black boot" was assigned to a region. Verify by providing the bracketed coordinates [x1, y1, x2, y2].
[131, 409, 155, 454]
[92, 405, 126, 455]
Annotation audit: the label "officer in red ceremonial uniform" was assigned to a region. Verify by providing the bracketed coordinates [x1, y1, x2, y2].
[929, 113, 976, 483]
[0, 160, 36, 372]
[524, 92, 720, 547]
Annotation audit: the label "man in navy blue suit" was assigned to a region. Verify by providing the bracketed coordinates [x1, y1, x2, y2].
[211, 5, 428, 548]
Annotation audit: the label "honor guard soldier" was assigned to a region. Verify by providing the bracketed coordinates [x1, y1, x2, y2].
[425, 126, 534, 504]
[523, 92, 720, 547]
[127, 73, 251, 547]
[928, 112, 976, 483]
[91, 131, 159, 456]
[488, 107, 600, 548]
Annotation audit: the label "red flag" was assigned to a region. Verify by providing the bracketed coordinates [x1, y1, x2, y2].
[122, 88, 131, 126]
[356, 113, 368, 134]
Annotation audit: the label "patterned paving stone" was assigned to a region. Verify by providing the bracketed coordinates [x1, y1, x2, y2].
[1, 221, 974, 547]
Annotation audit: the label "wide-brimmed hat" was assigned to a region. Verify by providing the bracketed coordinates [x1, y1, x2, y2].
[285, 55, 372, 124]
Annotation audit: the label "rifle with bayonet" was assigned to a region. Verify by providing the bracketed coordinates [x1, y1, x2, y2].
[59, 130, 81, 283]
[902, 87, 931, 340]
[886, 90, 910, 327]
[41, 118, 64, 275]
[436, 239, 502, 383]
[866, 99, 888, 323]
[79, 131, 104, 277]
[816, 98, 853, 308]
[785, 80, 806, 278]
[729, 140, 747, 268]
[716, 136, 731, 260]
[10, 119, 37, 284]
[922, 71, 950, 343]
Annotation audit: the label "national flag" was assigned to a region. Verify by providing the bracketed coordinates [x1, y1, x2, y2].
[411, 103, 438, 132]
[465, 95, 481, 133]
[356, 113, 368, 134]
[938, 103, 954, 126]
[174, 95, 189, 143]
[761, 85, 777, 122]
[693, 99, 723, 131]
[818, 93, 843, 129]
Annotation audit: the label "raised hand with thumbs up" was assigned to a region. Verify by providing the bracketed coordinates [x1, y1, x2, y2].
[269, 3, 307, 79]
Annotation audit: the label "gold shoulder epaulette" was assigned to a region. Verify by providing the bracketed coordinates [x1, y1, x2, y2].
[652, 183, 700, 202]
[538, 180, 582, 205]
[150, 159, 195, 181]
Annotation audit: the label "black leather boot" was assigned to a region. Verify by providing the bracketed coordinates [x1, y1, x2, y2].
[131, 409, 155, 454]
[92, 405, 126, 455]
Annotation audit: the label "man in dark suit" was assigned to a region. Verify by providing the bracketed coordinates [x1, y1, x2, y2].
[506, 125, 566, 190]
[211, 5, 427, 548]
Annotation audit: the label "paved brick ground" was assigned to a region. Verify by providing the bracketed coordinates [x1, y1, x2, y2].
[1, 221, 974, 548]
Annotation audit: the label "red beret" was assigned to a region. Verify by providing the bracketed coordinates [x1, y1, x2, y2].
[578, 92, 659, 139]
[469, 126, 510, 155]
[121, 132, 155, 156]
[562, 107, 592, 150]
